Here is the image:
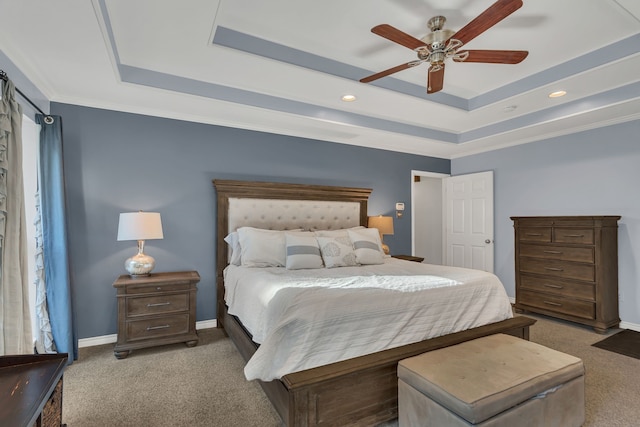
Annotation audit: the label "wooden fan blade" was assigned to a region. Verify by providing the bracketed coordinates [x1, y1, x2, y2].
[427, 65, 445, 94]
[371, 24, 426, 50]
[360, 62, 416, 83]
[454, 50, 528, 63]
[449, 0, 523, 46]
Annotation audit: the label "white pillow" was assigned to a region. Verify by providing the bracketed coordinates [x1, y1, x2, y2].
[285, 232, 323, 270]
[316, 235, 358, 268]
[224, 231, 242, 265]
[348, 228, 385, 265]
[237, 227, 288, 267]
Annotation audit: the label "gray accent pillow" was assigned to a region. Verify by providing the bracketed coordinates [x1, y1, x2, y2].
[348, 228, 385, 265]
[285, 232, 323, 270]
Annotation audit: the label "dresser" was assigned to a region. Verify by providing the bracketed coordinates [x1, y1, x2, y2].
[511, 216, 620, 333]
[113, 271, 200, 359]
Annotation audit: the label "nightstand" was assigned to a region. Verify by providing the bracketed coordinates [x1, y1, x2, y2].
[392, 255, 425, 263]
[113, 271, 200, 359]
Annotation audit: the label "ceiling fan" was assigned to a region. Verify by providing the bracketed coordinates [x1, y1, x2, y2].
[360, 0, 529, 94]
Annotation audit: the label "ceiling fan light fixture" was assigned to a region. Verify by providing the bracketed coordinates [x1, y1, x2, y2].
[341, 94, 357, 102]
[548, 90, 567, 98]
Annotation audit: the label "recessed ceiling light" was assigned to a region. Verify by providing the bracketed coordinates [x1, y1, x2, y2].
[548, 90, 567, 98]
[341, 94, 357, 102]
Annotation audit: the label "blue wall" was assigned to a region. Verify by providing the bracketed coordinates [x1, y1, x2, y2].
[452, 120, 640, 328]
[52, 102, 450, 339]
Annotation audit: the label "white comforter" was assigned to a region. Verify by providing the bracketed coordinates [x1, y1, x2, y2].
[224, 258, 513, 381]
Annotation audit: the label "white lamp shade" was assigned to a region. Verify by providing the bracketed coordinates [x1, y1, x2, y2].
[117, 212, 164, 241]
[368, 215, 394, 235]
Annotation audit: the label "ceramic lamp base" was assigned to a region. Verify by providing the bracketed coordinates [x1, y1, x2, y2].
[124, 252, 155, 276]
[381, 243, 390, 255]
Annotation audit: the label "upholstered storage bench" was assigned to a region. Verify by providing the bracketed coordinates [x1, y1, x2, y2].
[397, 334, 585, 426]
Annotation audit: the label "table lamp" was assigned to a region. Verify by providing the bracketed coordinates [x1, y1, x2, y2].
[368, 215, 394, 255]
[117, 211, 164, 276]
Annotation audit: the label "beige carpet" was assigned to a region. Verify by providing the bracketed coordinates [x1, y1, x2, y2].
[63, 329, 281, 426]
[63, 315, 640, 426]
[527, 314, 640, 427]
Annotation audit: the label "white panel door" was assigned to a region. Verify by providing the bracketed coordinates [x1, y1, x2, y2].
[443, 171, 494, 272]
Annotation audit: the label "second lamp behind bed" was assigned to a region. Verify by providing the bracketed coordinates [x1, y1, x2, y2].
[368, 215, 394, 255]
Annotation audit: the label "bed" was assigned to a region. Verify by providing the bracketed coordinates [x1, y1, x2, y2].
[213, 179, 535, 427]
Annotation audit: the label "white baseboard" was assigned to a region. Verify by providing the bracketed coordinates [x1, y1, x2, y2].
[619, 320, 640, 332]
[78, 319, 218, 349]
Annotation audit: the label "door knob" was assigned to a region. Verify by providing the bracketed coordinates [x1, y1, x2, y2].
[485, 239, 492, 244]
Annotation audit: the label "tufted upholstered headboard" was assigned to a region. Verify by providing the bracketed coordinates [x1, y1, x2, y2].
[212, 179, 372, 327]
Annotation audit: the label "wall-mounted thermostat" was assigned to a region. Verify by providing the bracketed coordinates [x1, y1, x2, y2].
[396, 202, 405, 218]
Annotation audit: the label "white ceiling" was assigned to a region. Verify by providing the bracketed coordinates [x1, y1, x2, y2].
[1, 0, 639, 158]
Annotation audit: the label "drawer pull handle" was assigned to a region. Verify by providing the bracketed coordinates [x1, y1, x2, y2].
[564, 234, 584, 238]
[543, 250, 562, 254]
[543, 301, 562, 307]
[544, 267, 564, 272]
[146, 324, 170, 331]
[526, 233, 543, 236]
[544, 284, 564, 289]
[147, 302, 171, 307]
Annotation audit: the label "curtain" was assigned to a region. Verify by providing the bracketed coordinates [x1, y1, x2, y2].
[34, 190, 55, 353]
[36, 113, 77, 362]
[0, 78, 32, 354]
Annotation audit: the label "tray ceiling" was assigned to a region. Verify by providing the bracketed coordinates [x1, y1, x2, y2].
[1, 0, 639, 158]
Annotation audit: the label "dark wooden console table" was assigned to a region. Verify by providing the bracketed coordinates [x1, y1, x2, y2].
[0, 353, 68, 426]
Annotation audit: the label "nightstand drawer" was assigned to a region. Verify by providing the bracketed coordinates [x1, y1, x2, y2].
[518, 290, 594, 320]
[554, 228, 594, 245]
[126, 314, 190, 341]
[124, 282, 192, 294]
[126, 293, 189, 317]
[519, 244, 594, 263]
[519, 227, 552, 242]
[520, 275, 595, 300]
[519, 258, 594, 282]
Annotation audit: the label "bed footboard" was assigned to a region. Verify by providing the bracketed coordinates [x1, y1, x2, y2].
[223, 307, 535, 427]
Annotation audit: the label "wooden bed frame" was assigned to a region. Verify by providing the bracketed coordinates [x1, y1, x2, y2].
[213, 179, 535, 427]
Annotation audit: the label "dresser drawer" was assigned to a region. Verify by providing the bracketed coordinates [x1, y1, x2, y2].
[126, 293, 189, 317]
[518, 290, 595, 320]
[554, 228, 594, 244]
[126, 314, 190, 341]
[519, 227, 551, 242]
[519, 258, 595, 282]
[519, 244, 594, 263]
[520, 275, 595, 301]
